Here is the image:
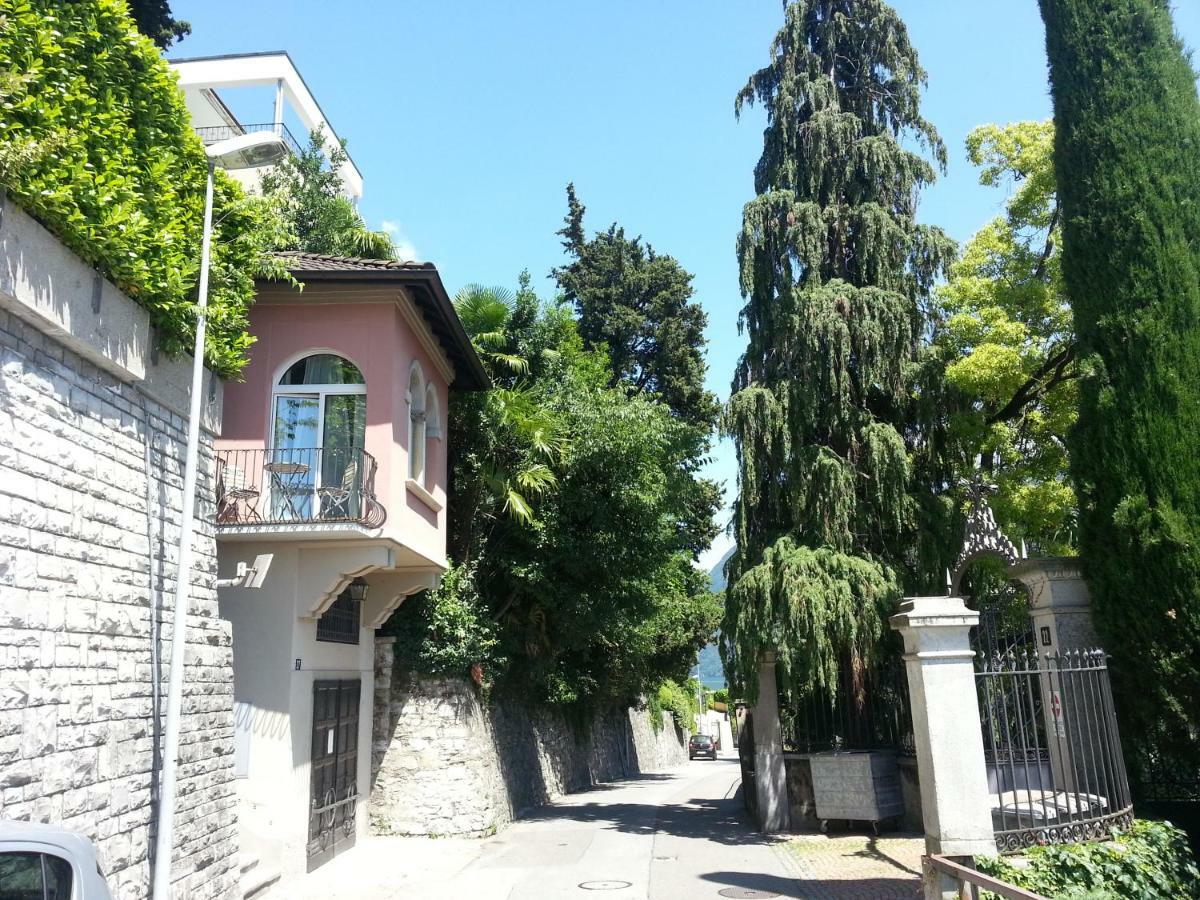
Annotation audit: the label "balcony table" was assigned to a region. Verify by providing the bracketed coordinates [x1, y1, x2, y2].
[263, 459, 311, 521]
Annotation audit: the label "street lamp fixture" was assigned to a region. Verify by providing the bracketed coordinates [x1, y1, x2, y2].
[205, 131, 289, 171]
[347, 577, 370, 604]
[151, 131, 287, 900]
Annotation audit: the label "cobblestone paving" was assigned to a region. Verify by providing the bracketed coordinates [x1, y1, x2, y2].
[777, 832, 925, 900]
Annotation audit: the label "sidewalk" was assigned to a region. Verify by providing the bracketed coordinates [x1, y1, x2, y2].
[778, 832, 924, 900]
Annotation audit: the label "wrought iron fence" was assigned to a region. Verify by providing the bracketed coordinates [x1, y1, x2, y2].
[782, 656, 915, 756]
[976, 648, 1133, 852]
[215, 447, 386, 528]
[194, 122, 303, 158]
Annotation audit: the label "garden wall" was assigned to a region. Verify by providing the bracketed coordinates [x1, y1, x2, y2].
[368, 637, 688, 836]
[0, 199, 236, 898]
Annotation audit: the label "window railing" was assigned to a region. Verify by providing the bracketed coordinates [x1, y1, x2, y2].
[194, 122, 303, 158]
[215, 448, 386, 529]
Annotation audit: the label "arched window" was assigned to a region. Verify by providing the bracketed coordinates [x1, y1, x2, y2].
[271, 353, 366, 519]
[408, 365, 426, 483]
[423, 385, 440, 488]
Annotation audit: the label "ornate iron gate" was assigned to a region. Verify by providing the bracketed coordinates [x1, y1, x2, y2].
[976, 647, 1133, 852]
[308, 679, 360, 870]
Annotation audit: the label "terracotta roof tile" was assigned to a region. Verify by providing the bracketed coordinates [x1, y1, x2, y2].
[273, 250, 435, 272]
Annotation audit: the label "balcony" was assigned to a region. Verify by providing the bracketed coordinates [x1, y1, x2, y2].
[215, 448, 386, 530]
[195, 122, 304, 159]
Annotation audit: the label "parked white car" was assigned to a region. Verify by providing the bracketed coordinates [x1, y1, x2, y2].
[0, 821, 113, 900]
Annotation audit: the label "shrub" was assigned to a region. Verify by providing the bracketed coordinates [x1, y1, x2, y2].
[976, 820, 1200, 900]
[0, 0, 287, 375]
[383, 564, 501, 681]
[653, 678, 699, 733]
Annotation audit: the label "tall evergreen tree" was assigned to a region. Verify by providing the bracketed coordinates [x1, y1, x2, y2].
[127, 0, 190, 49]
[554, 185, 720, 429]
[1040, 0, 1200, 779]
[724, 1, 955, 701]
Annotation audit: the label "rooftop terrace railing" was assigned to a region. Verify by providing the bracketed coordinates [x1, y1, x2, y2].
[194, 122, 303, 158]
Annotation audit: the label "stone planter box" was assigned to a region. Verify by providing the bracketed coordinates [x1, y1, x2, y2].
[809, 750, 904, 833]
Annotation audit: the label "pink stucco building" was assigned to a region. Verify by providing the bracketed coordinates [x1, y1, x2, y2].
[212, 252, 486, 890]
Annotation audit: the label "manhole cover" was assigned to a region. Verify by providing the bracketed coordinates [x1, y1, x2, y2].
[717, 890, 780, 899]
[579, 882, 632, 891]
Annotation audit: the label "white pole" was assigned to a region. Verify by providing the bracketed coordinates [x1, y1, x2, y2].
[151, 163, 216, 900]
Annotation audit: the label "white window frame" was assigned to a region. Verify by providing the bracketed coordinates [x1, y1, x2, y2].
[269, 352, 367, 510]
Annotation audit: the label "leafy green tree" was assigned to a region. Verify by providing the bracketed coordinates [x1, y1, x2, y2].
[126, 0, 190, 49]
[553, 184, 720, 430]
[723, 0, 956, 702]
[399, 272, 719, 712]
[447, 277, 569, 561]
[937, 121, 1077, 551]
[1040, 0, 1200, 783]
[260, 132, 395, 260]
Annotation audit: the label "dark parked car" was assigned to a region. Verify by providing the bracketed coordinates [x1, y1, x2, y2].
[689, 733, 717, 760]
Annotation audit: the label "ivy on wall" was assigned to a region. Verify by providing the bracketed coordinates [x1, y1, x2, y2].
[0, 0, 289, 376]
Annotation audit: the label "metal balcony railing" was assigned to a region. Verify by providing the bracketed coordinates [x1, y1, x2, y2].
[215, 448, 386, 529]
[194, 122, 304, 158]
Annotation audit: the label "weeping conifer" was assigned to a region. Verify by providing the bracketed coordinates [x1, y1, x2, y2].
[724, 1, 955, 701]
[1040, 0, 1200, 780]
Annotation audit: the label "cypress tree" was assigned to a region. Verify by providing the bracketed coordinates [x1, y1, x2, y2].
[724, 0, 955, 700]
[1040, 0, 1200, 777]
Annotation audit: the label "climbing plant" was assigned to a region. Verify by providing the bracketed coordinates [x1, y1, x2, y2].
[723, 0, 956, 702]
[0, 0, 289, 375]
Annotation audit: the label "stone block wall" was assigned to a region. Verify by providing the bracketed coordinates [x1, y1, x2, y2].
[0, 202, 236, 899]
[369, 639, 687, 837]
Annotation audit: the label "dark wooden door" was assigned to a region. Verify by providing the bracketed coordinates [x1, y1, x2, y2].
[307, 679, 360, 870]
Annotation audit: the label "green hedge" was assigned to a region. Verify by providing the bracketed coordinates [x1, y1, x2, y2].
[976, 820, 1200, 899]
[0, 0, 285, 375]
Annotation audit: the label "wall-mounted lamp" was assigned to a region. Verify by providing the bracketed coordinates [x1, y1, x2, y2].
[347, 576, 370, 603]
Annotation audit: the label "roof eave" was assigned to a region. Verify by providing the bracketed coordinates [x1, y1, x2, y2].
[260, 267, 490, 392]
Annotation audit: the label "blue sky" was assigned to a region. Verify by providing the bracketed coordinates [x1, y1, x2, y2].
[172, 1, 1200, 570]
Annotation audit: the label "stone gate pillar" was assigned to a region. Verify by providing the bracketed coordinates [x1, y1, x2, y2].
[1010, 557, 1101, 794]
[1009, 557, 1099, 654]
[752, 650, 789, 832]
[892, 596, 995, 900]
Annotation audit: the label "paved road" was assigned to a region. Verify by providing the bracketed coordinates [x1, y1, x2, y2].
[298, 754, 806, 900]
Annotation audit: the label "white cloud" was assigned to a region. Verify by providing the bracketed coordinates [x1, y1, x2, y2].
[379, 219, 419, 262]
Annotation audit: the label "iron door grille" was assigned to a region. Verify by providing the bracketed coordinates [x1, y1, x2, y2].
[308, 679, 360, 868]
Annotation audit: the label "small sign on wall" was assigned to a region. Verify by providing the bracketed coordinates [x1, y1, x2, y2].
[1040, 626, 1052, 647]
[1049, 690, 1067, 737]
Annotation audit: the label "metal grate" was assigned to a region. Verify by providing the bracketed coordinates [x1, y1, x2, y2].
[782, 655, 914, 756]
[317, 589, 360, 644]
[976, 648, 1133, 853]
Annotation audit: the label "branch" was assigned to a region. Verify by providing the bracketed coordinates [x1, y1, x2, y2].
[985, 342, 1076, 426]
[1032, 202, 1061, 283]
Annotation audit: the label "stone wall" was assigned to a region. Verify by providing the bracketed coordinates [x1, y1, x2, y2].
[0, 200, 236, 899]
[369, 639, 687, 837]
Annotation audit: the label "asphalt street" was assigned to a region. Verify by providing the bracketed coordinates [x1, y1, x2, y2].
[295, 754, 806, 899]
